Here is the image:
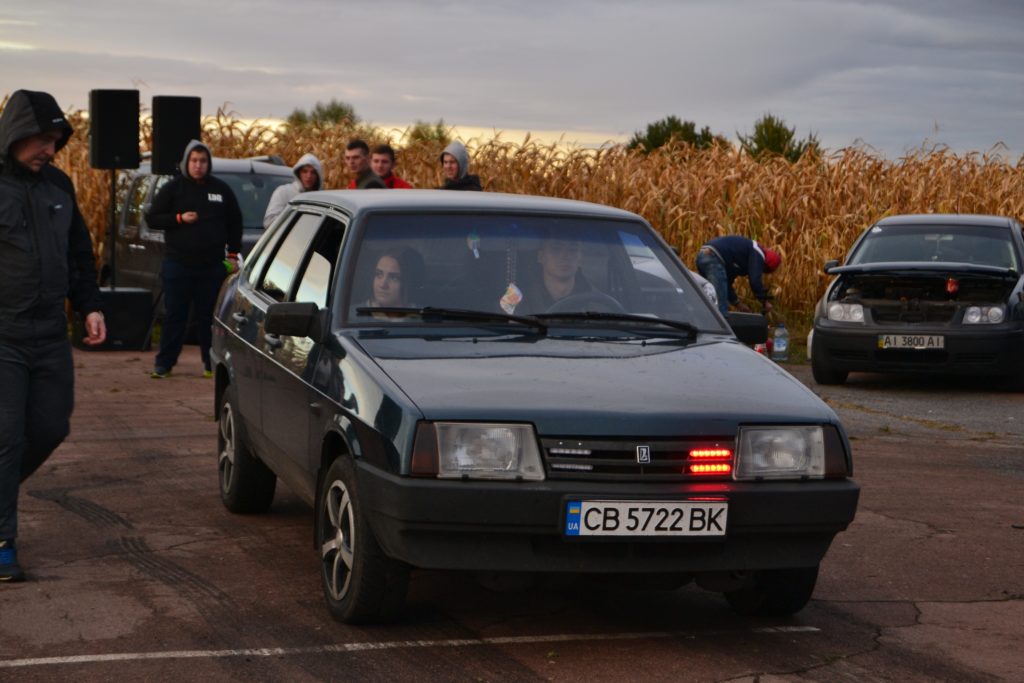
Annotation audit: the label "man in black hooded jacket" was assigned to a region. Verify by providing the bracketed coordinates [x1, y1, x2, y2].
[146, 139, 242, 379]
[0, 89, 107, 582]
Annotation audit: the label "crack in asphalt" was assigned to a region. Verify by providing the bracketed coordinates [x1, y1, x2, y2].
[856, 507, 957, 537]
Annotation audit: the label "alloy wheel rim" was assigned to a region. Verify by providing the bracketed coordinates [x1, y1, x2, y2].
[321, 479, 355, 600]
[218, 402, 236, 493]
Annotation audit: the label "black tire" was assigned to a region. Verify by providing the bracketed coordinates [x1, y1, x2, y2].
[317, 457, 409, 624]
[811, 348, 848, 385]
[218, 387, 276, 513]
[724, 566, 819, 617]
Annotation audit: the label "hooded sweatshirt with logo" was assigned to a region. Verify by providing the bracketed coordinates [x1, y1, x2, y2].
[146, 139, 243, 266]
[0, 89, 102, 341]
[263, 152, 323, 228]
[439, 140, 482, 191]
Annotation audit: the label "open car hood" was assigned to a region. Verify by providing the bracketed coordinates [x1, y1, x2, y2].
[828, 261, 1018, 278]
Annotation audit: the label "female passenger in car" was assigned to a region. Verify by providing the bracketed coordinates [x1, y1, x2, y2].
[360, 248, 420, 318]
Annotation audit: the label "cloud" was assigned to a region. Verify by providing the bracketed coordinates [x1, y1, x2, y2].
[2, 0, 1022, 156]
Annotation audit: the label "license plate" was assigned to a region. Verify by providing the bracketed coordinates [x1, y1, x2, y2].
[564, 500, 727, 537]
[878, 334, 944, 350]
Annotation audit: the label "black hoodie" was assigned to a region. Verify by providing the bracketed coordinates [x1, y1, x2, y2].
[0, 89, 102, 341]
[145, 139, 243, 266]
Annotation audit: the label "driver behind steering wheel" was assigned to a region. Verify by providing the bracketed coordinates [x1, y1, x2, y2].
[517, 237, 592, 313]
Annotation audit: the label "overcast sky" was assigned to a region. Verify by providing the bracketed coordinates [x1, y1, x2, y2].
[3, 0, 1022, 157]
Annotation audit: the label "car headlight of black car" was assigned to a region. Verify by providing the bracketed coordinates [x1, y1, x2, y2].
[734, 427, 826, 480]
[412, 422, 545, 480]
[826, 302, 864, 323]
[963, 305, 1005, 324]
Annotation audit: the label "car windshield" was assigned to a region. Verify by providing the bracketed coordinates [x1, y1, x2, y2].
[220, 173, 293, 229]
[345, 212, 723, 331]
[849, 224, 1019, 270]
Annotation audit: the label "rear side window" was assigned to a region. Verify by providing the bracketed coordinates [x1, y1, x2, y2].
[220, 173, 293, 228]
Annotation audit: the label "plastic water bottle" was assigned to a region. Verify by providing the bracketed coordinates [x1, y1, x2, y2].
[771, 322, 789, 362]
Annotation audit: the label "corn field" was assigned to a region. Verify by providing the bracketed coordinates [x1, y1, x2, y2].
[16, 105, 1024, 327]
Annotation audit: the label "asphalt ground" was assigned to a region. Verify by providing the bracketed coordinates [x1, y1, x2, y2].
[1, 347, 1022, 682]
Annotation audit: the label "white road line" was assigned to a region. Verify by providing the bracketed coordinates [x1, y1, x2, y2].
[0, 627, 819, 669]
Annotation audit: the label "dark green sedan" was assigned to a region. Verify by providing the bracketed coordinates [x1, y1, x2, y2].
[210, 190, 859, 623]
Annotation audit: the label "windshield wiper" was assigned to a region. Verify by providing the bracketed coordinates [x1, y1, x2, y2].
[355, 306, 547, 333]
[533, 311, 698, 337]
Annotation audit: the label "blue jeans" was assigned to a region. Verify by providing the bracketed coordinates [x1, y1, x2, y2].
[0, 337, 74, 539]
[155, 260, 226, 372]
[696, 249, 730, 314]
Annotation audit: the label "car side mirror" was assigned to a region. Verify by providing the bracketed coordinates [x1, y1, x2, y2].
[265, 301, 328, 342]
[823, 259, 839, 274]
[724, 312, 768, 346]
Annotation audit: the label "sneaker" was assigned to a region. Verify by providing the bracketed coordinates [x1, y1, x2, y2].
[0, 539, 25, 583]
[202, 370, 213, 379]
[151, 367, 171, 379]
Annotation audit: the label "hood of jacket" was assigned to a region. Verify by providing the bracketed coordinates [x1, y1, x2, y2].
[440, 140, 470, 179]
[178, 139, 213, 179]
[292, 152, 323, 191]
[0, 89, 74, 166]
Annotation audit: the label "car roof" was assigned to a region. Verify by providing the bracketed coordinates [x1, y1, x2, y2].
[292, 189, 644, 220]
[134, 156, 294, 177]
[874, 214, 1018, 229]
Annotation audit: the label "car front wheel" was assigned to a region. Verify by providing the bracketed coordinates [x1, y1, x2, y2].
[811, 347, 848, 385]
[317, 457, 409, 623]
[724, 565, 819, 617]
[218, 387, 276, 513]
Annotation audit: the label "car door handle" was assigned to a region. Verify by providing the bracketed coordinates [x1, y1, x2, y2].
[264, 333, 283, 350]
[129, 243, 146, 251]
[232, 311, 249, 325]
[310, 402, 321, 416]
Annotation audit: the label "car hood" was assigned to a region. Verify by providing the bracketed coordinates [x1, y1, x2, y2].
[829, 262, 1017, 278]
[355, 335, 837, 436]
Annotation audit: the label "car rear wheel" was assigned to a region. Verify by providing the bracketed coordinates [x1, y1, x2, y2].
[724, 565, 819, 617]
[811, 348, 848, 385]
[317, 457, 409, 623]
[218, 387, 276, 513]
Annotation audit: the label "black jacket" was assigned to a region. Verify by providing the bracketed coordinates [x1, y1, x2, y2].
[0, 90, 102, 341]
[146, 140, 243, 267]
[440, 174, 483, 191]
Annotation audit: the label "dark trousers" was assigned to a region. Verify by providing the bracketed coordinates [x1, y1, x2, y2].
[0, 337, 74, 540]
[155, 260, 226, 372]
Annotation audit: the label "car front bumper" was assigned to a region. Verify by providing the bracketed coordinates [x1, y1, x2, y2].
[813, 321, 1024, 376]
[359, 463, 860, 573]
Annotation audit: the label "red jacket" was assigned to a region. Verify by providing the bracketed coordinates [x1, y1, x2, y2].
[382, 173, 412, 189]
[347, 173, 410, 189]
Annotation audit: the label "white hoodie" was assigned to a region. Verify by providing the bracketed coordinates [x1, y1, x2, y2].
[263, 153, 324, 228]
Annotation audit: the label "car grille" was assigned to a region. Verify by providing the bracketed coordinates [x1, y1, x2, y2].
[870, 305, 956, 324]
[541, 437, 735, 481]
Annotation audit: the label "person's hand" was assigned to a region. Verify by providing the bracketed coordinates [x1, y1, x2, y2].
[762, 300, 774, 316]
[225, 252, 240, 274]
[735, 301, 752, 313]
[181, 211, 198, 224]
[83, 311, 107, 346]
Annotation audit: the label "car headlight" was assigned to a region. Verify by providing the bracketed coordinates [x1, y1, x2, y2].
[701, 281, 718, 306]
[414, 422, 545, 480]
[734, 427, 825, 480]
[827, 302, 864, 323]
[963, 306, 1005, 324]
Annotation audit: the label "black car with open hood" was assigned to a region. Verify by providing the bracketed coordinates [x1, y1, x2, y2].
[810, 214, 1024, 386]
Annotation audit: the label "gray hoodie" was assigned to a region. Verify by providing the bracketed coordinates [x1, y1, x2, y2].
[439, 140, 482, 191]
[179, 138, 213, 178]
[263, 152, 323, 228]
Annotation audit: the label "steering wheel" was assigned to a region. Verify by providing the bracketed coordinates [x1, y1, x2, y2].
[545, 291, 626, 314]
